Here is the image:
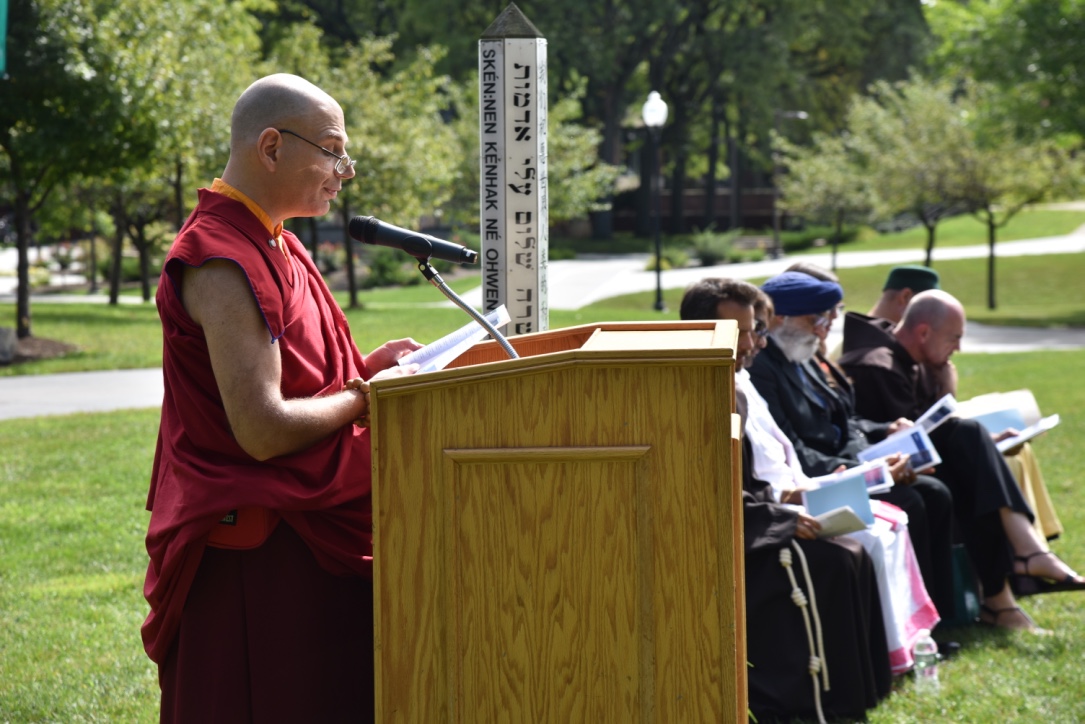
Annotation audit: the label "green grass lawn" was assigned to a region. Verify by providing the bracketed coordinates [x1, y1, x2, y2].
[2, 352, 1084, 721]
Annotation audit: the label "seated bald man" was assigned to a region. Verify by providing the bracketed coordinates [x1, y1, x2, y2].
[848, 264, 1063, 546]
[143, 73, 422, 721]
[840, 289, 1085, 630]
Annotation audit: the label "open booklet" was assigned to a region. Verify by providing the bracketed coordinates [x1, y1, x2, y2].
[915, 389, 1059, 453]
[801, 460, 888, 538]
[915, 392, 958, 434]
[812, 506, 870, 539]
[857, 425, 942, 473]
[397, 305, 511, 373]
[993, 413, 1060, 453]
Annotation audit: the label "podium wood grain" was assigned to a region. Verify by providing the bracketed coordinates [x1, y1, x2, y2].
[370, 321, 744, 722]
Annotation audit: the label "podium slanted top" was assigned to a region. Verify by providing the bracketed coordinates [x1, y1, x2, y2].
[480, 2, 543, 38]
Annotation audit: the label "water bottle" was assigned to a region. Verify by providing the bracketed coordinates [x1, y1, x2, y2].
[912, 628, 940, 693]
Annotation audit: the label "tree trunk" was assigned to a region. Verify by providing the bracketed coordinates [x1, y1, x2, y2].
[14, 192, 33, 339]
[636, 134, 653, 238]
[666, 102, 689, 236]
[135, 224, 152, 302]
[703, 101, 721, 231]
[987, 213, 997, 310]
[308, 217, 319, 258]
[727, 125, 740, 231]
[924, 221, 936, 267]
[598, 86, 626, 167]
[174, 157, 185, 230]
[109, 196, 126, 306]
[86, 234, 98, 293]
[668, 147, 686, 235]
[831, 209, 843, 271]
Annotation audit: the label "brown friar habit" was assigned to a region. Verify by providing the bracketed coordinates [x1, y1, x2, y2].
[741, 437, 891, 722]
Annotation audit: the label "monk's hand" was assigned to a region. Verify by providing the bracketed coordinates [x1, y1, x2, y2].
[795, 513, 822, 541]
[366, 338, 424, 373]
[343, 377, 372, 427]
[994, 428, 1024, 455]
[781, 486, 816, 505]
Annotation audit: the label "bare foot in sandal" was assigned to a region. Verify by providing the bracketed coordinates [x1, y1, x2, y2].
[979, 604, 1049, 634]
[1014, 551, 1085, 590]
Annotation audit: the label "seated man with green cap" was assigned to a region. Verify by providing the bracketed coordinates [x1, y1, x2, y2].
[869, 265, 942, 324]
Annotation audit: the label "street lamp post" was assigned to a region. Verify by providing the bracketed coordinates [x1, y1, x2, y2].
[642, 91, 669, 312]
[770, 109, 808, 259]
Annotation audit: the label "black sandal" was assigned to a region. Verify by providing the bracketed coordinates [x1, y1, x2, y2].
[1011, 551, 1085, 596]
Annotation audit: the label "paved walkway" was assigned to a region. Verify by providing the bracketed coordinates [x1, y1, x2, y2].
[3, 226, 1084, 421]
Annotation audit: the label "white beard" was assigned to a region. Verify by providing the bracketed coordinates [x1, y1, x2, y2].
[771, 321, 820, 363]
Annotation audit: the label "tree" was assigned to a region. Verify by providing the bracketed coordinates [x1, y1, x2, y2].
[0, 0, 154, 336]
[777, 132, 876, 270]
[90, 0, 260, 302]
[443, 78, 620, 232]
[948, 86, 1081, 309]
[847, 78, 972, 266]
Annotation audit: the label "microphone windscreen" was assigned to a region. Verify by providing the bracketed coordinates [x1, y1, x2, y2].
[348, 216, 375, 243]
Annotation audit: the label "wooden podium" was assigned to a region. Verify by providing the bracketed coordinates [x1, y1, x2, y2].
[369, 320, 745, 722]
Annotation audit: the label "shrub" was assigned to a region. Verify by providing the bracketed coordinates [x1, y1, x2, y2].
[643, 247, 689, 272]
[96, 255, 161, 283]
[726, 248, 766, 264]
[689, 226, 739, 266]
[361, 247, 422, 288]
[780, 224, 861, 253]
[317, 241, 344, 273]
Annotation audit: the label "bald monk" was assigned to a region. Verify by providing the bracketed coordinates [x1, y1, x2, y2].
[142, 74, 422, 722]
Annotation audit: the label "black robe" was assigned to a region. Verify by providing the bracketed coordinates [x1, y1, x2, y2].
[741, 438, 891, 722]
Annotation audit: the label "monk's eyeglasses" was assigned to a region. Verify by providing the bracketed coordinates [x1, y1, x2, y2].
[277, 128, 356, 176]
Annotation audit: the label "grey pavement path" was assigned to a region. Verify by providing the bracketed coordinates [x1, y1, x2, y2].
[3, 225, 1085, 421]
[0, 368, 163, 421]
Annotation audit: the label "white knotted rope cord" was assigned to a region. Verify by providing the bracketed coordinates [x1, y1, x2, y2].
[780, 541, 829, 724]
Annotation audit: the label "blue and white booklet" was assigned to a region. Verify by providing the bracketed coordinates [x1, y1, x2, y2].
[857, 425, 942, 473]
[802, 460, 890, 536]
[992, 414, 1060, 453]
[915, 393, 958, 434]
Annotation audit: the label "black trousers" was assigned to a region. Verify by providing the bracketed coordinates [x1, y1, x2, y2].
[929, 417, 1032, 597]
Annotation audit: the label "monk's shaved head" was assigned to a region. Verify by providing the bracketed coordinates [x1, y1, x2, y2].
[230, 74, 340, 151]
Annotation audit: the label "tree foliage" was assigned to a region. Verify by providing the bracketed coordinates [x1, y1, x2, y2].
[795, 75, 1082, 308]
[946, 83, 1081, 308]
[777, 133, 876, 270]
[925, 0, 1084, 145]
[0, 0, 156, 335]
[846, 78, 972, 265]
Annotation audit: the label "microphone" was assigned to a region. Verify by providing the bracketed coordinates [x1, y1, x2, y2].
[348, 216, 478, 264]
